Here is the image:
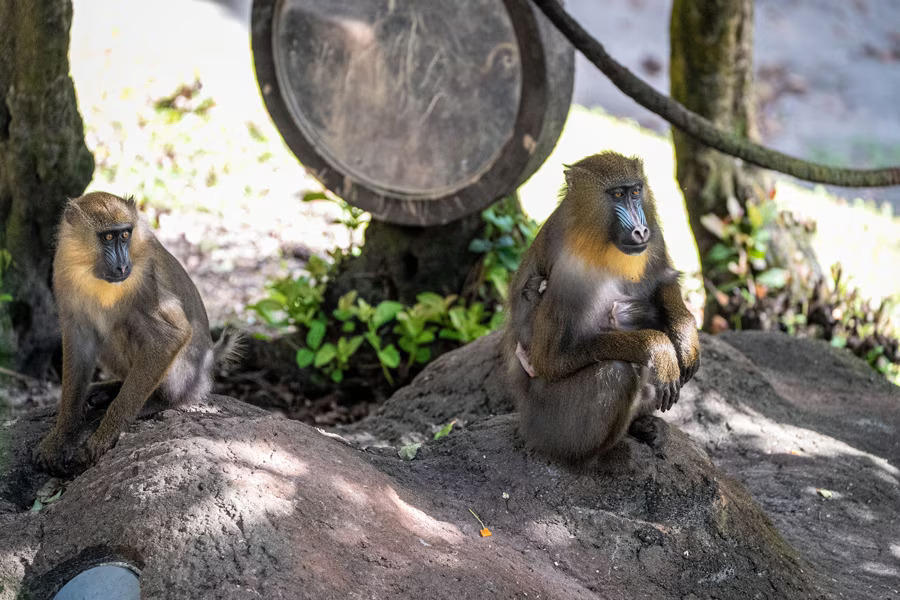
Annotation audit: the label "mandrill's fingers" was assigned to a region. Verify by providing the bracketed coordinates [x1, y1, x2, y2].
[682, 356, 700, 385]
[655, 381, 680, 412]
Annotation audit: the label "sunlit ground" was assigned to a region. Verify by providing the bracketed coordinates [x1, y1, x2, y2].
[69, 0, 900, 326]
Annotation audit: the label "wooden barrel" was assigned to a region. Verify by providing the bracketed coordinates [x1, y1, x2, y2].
[252, 0, 574, 226]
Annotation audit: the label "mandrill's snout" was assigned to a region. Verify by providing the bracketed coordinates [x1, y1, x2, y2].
[631, 224, 650, 245]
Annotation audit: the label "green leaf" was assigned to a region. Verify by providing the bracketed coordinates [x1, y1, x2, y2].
[434, 421, 455, 440]
[448, 306, 466, 332]
[295, 348, 315, 368]
[314, 343, 337, 367]
[398, 443, 422, 461]
[491, 215, 515, 232]
[250, 299, 286, 325]
[330, 369, 344, 383]
[378, 344, 401, 368]
[397, 337, 414, 354]
[340, 335, 364, 357]
[830, 335, 848, 348]
[415, 347, 431, 363]
[468, 238, 493, 253]
[439, 328, 462, 341]
[337, 290, 358, 312]
[495, 234, 515, 248]
[306, 320, 326, 349]
[306, 255, 330, 279]
[341, 321, 356, 333]
[302, 191, 329, 202]
[416, 292, 445, 306]
[748, 247, 767, 262]
[497, 250, 520, 272]
[756, 268, 788, 289]
[373, 301, 404, 328]
[746, 202, 764, 229]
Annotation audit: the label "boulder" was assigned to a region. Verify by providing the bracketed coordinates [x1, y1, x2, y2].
[2, 331, 896, 599]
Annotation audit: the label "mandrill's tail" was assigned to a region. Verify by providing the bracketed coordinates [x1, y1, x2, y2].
[213, 327, 246, 371]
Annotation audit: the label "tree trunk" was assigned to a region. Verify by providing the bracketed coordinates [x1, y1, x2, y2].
[326, 211, 485, 307]
[670, 0, 767, 331]
[0, 0, 94, 375]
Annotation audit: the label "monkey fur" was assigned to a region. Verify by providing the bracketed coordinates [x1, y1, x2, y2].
[503, 152, 701, 461]
[35, 192, 241, 475]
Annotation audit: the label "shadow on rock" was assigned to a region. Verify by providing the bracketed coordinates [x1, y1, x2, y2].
[2, 369, 828, 599]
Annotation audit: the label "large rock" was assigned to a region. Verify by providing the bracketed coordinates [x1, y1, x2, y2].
[2, 331, 896, 599]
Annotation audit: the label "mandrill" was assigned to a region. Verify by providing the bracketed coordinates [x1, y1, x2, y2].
[503, 152, 700, 461]
[36, 192, 240, 475]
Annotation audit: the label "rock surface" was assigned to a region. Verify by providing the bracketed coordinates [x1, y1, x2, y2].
[2, 331, 898, 599]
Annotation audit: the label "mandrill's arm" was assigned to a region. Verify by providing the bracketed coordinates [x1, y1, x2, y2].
[81, 299, 191, 463]
[657, 281, 701, 386]
[34, 320, 100, 473]
[527, 291, 682, 410]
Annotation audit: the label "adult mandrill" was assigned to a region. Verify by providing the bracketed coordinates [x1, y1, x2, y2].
[503, 152, 700, 461]
[36, 192, 241, 475]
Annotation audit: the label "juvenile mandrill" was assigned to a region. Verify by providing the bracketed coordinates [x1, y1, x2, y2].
[503, 152, 700, 461]
[36, 192, 240, 475]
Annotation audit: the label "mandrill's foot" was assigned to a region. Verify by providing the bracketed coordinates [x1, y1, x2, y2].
[628, 415, 668, 449]
[70, 433, 118, 473]
[35, 429, 117, 477]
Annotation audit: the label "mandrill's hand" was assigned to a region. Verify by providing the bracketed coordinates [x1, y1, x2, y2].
[648, 339, 681, 412]
[34, 429, 79, 477]
[668, 317, 701, 386]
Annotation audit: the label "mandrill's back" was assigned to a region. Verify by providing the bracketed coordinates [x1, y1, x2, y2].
[146, 231, 212, 345]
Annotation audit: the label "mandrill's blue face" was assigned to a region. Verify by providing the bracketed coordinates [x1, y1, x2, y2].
[96, 224, 134, 283]
[606, 182, 650, 255]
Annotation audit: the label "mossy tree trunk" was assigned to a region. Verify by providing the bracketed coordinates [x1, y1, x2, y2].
[670, 0, 767, 331]
[0, 0, 94, 375]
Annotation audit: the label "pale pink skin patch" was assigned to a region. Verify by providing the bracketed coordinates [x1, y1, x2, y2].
[515, 342, 536, 378]
[515, 279, 547, 378]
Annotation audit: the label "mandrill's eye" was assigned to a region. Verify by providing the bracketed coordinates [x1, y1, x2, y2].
[122, 231, 130, 240]
[104, 233, 113, 241]
[613, 191, 623, 198]
[631, 188, 640, 196]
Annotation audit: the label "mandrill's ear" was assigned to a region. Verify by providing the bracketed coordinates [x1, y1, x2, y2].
[63, 200, 82, 226]
[563, 165, 590, 192]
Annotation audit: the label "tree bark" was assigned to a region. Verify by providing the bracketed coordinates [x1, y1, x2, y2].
[670, 0, 766, 330]
[0, 0, 94, 375]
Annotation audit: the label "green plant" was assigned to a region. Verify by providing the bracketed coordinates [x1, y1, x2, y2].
[250, 196, 538, 387]
[701, 196, 786, 299]
[440, 302, 504, 343]
[701, 198, 899, 385]
[302, 191, 368, 259]
[468, 195, 538, 301]
[394, 292, 455, 368]
[825, 265, 899, 384]
[250, 255, 330, 329]
[348, 296, 404, 384]
[250, 257, 503, 386]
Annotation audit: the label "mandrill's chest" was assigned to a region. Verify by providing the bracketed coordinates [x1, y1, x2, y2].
[566, 230, 649, 283]
[549, 254, 658, 335]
